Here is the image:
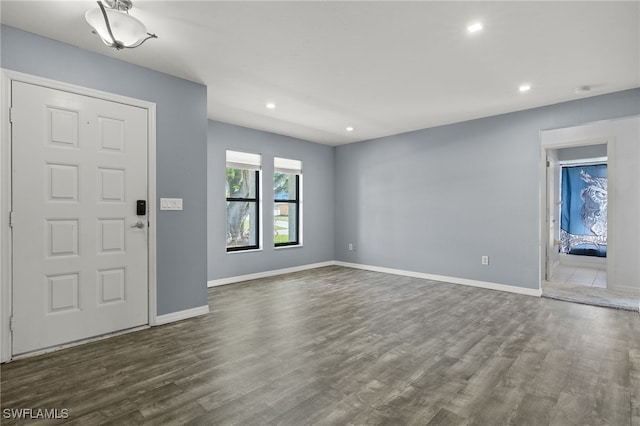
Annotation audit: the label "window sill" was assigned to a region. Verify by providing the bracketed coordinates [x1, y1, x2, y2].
[274, 244, 303, 250]
[226, 248, 263, 254]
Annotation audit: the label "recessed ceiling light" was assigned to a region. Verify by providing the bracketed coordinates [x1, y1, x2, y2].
[519, 84, 531, 92]
[467, 22, 483, 33]
[346, 126, 354, 132]
[265, 102, 276, 109]
[575, 85, 592, 94]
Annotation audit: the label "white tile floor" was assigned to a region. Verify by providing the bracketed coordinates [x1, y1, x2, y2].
[550, 264, 607, 288]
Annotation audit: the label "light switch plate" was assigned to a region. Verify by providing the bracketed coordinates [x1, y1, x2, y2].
[160, 198, 183, 211]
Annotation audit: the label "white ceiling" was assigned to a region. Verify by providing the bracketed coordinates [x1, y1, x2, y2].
[2, 1, 639, 146]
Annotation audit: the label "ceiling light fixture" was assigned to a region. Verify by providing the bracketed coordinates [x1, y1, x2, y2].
[346, 126, 354, 132]
[575, 85, 592, 94]
[467, 22, 483, 33]
[266, 102, 276, 109]
[85, 0, 157, 50]
[519, 84, 531, 92]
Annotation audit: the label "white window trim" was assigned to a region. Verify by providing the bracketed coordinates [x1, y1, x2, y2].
[225, 150, 263, 252]
[273, 159, 302, 247]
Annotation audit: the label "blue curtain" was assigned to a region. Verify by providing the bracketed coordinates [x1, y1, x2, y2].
[560, 164, 607, 257]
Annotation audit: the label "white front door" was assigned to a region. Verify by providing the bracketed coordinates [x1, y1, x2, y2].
[11, 81, 149, 355]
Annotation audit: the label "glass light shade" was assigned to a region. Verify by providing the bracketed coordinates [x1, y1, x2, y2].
[85, 7, 149, 47]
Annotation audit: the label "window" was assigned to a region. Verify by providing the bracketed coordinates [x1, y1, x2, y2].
[274, 157, 302, 246]
[226, 150, 261, 251]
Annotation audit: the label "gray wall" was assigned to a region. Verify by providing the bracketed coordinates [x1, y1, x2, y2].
[4, 25, 638, 299]
[1, 25, 209, 315]
[334, 89, 640, 290]
[208, 121, 334, 280]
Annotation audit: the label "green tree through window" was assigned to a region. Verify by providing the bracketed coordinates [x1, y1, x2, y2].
[226, 151, 260, 251]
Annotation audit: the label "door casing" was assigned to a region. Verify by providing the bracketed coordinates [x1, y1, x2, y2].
[1, 69, 158, 362]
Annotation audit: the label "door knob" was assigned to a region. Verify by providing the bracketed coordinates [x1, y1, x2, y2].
[130, 221, 145, 229]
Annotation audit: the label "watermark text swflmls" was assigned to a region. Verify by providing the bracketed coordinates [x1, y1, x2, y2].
[2, 408, 69, 420]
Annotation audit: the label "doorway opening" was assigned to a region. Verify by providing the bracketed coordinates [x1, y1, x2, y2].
[543, 143, 609, 285]
[541, 141, 622, 308]
[541, 136, 636, 310]
[554, 153, 608, 288]
[540, 117, 640, 312]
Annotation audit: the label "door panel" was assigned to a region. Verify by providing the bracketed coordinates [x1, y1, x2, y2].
[545, 152, 561, 280]
[12, 81, 148, 355]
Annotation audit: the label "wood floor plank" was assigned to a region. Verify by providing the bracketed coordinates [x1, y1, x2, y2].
[631, 348, 640, 426]
[1, 266, 638, 425]
[426, 407, 467, 426]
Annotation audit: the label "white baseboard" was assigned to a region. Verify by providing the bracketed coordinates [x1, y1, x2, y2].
[207, 261, 335, 287]
[156, 305, 210, 325]
[334, 261, 542, 297]
[207, 260, 542, 297]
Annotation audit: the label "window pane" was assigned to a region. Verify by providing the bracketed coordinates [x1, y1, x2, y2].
[226, 168, 257, 199]
[274, 202, 297, 244]
[227, 201, 257, 248]
[274, 173, 297, 201]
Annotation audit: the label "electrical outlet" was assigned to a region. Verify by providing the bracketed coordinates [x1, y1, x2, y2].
[481, 255, 489, 265]
[348, 243, 354, 251]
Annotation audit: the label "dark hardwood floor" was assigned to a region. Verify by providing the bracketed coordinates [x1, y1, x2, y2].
[1, 266, 639, 425]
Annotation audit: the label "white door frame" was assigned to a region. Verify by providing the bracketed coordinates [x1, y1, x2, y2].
[539, 127, 615, 292]
[1, 69, 158, 362]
